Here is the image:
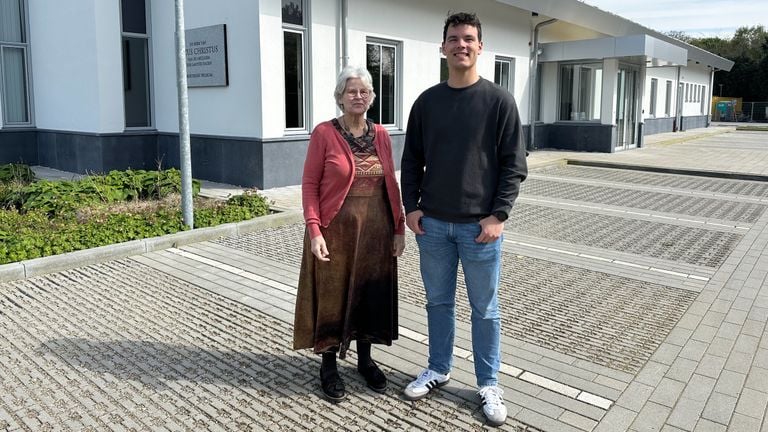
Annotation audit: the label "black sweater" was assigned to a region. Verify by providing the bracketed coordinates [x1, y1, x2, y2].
[401, 78, 528, 223]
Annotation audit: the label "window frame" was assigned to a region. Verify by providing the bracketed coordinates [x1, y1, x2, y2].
[664, 80, 672, 117]
[282, 0, 311, 134]
[119, 0, 154, 130]
[439, 56, 448, 82]
[0, 0, 33, 128]
[493, 56, 515, 94]
[557, 61, 603, 122]
[366, 37, 402, 129]
[649, 78, 658, 117]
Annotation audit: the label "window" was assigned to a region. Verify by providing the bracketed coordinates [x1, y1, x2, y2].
[649, 78, 658, 117]
[366, 39, 399, 126]
[282, 0, 308, 131]
[700, 86, 707, 114]
[121, 0, 151, 128]
[494, 57, 514, 93]
[665, 80, 672, 116]
[0, 0, 31, 126]
[685, 83, 689, 102]
[559, 63, 602, 121]
[440, 57, 448, 82]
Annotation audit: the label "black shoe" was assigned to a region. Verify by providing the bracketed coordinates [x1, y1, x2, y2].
[358, 361, 387, 393]
[320, 364, 346, 402]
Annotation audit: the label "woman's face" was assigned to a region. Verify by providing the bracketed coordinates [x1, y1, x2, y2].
[341, 78, 371, 115]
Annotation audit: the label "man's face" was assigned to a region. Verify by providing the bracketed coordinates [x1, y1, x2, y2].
[441, 24, 483, 72]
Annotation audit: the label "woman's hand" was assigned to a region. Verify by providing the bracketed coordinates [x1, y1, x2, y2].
[310, 235, 330, 261]
[393, 234, 405, 257]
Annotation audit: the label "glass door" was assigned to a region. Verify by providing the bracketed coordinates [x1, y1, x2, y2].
[615, 65, 638, 150]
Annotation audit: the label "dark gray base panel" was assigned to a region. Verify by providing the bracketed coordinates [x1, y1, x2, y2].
[681, 115, 708, 130]
[532, 123, 615, 152]
[643, 117, 675, 135]
[1, 129, 410, 189]
[0, 129, 39, 166]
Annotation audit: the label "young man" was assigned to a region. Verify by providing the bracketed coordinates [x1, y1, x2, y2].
[400, 12, 528, 426]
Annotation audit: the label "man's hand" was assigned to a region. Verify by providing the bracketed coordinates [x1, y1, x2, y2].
[310, 235, 330, 261]
[475, 215, 504, 243]
[406, 210, 425, 235]
[393, 234, 405, 257]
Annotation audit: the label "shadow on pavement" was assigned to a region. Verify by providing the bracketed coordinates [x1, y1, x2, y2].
[37, 337, 317, 394]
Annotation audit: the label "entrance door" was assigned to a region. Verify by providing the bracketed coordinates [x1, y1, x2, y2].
[615, 66, 639, 150]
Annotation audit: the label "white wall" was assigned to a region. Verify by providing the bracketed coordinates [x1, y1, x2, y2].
[257, 0, 284, 139]
[643, 66, 678, 119]
[27, 0, 123, 133]
[308, 0, 340, 130]
[679, 65, 711, 116]
[152, 0, 264, 137]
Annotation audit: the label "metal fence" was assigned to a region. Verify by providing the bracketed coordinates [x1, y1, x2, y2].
[741, 102, 768, 122]
[713, 101, 768, 122]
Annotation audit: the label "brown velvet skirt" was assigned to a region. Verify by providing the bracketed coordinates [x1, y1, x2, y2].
[293, 177, 398, 358]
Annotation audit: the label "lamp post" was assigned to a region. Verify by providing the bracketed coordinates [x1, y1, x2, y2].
[174, 0, 194, 229]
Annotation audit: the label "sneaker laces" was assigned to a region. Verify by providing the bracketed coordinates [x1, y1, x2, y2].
[478, 386, 504, 407]
[412, 369, 434, 387]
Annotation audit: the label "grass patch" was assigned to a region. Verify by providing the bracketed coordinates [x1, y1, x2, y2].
[0, 165, 271, 264]
[736, 125, 768, 132]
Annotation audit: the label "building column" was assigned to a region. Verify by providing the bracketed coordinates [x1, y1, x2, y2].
[601, 58, 619, 126]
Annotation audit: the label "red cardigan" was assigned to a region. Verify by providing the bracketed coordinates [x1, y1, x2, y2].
[302, 120, 405, 239]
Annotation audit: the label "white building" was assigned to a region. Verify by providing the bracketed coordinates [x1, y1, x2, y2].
[0, 0, 733, 188]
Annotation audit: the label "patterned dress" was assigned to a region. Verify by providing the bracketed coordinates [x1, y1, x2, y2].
[293, 118, 398, 358]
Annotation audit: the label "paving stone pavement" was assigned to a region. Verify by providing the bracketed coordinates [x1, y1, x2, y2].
[2, 126, 768, 431]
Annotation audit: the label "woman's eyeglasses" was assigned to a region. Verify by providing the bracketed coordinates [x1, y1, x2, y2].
[346, 89, 370, 99]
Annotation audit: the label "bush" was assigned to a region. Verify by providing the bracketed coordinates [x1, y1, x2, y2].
[0, 163, 35, 183]
[0, 165, 271, 264]
[0, 166, 203, 217]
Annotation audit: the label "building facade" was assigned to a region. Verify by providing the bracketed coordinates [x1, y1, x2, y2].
[0, 0, 733, 188]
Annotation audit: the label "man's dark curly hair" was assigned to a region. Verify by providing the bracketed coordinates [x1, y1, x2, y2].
[442, 12, 482, 42]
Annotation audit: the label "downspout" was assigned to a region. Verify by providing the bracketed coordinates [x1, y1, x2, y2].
[528, 18, 557, 151]
[707, 67, 715, 127]
[675, 66, 683, 131]
[340, 0, 349, 68]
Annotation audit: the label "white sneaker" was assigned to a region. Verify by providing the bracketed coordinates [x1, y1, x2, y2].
[478, 385, 507, 426]
[403, 368, 450, 400]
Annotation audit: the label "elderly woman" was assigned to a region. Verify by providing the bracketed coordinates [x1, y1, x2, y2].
[293, 65, 405, 402]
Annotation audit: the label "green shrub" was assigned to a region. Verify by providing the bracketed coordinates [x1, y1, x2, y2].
[195, 191, 271, 227]
[0, 163, 35, 184]
[0, 190, 271, 265]
[16, 168, 201, 217]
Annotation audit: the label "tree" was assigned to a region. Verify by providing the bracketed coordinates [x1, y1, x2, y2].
[665, 30, 691, 43]
[669, 26, 768, 101]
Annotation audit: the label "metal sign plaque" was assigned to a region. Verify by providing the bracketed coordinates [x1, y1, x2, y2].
[185, 24, 228, 87]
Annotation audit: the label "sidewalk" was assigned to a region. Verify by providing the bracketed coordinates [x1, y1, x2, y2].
[1, 125, 767, 431]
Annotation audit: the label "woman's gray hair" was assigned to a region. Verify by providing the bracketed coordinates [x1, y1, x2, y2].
[333, 65, 376, 111]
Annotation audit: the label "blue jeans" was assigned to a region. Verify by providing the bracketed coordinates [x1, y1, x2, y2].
[415, 216, 502, 387]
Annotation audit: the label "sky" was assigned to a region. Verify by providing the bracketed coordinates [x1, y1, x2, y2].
[582, 0, 768, 39]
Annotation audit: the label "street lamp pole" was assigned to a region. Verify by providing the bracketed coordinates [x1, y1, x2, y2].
[174, 0, 194, 229]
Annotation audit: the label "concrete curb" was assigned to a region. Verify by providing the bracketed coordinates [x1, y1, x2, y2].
[567, 160, 768, 182]
[0, 209, 303, 283]
[643, 127, 732, 147]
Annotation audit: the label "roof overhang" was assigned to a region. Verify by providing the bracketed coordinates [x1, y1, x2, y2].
[495, 0, 735, 71]
[539, 34, 687, 67]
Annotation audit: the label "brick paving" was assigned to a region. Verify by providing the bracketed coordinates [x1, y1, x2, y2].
[1, 126, 767, 431]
